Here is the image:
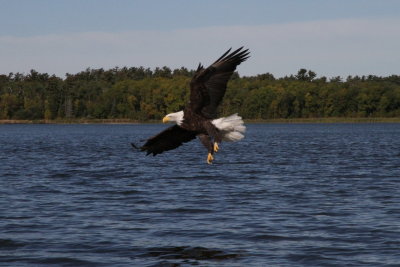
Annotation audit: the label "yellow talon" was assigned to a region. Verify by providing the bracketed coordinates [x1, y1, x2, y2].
[207, 153, 214, 164]
[214, 142, 219, 152]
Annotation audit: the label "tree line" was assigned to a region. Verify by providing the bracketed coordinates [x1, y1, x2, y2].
[1, 67, 400, 121]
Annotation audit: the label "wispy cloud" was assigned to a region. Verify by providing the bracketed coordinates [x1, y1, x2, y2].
[1, 18, 399, 77]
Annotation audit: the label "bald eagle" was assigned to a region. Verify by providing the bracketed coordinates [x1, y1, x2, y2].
[132, 47, 250, 164]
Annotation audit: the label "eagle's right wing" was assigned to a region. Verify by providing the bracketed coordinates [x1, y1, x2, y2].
[189, 47, 250, 118]
[137, 125, 197, 156]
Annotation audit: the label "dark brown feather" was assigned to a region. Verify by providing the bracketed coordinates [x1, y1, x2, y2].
[140, 125, 197, 156]
[189, 47, 250, 118]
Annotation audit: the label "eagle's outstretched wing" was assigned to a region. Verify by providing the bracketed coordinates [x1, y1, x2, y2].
[189, 47, 250, 118]
[136, 125, 197, 156]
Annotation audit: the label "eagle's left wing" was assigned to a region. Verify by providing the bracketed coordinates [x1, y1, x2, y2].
[189, 47, 250, 118]
[137, 125, 197, 156]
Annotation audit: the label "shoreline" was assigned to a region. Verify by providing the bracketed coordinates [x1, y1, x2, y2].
[1, 117, 400, 124]
[0, 119, 142, 124]
[245, 117, 400, 123]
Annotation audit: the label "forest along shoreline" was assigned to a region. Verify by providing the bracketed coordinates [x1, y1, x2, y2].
[1, 117, 400, 124]
[1, 68, 400, 122]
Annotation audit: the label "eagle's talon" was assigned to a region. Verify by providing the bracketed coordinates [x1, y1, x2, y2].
[214, 142, 219, 153]
[207, 153, 214, 164]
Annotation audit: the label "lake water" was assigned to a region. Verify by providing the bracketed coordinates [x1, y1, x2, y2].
[1, 123, 400, 266]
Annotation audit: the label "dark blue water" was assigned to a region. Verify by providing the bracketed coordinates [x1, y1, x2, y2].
[1, 123, 400, 266]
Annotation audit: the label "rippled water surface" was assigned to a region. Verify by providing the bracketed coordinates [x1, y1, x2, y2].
[1, 123, 400, 266]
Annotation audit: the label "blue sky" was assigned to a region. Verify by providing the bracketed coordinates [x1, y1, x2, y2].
[1, 0, 400, 77]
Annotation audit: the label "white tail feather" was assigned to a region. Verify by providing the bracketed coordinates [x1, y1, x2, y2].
[212, 113, 246, 142]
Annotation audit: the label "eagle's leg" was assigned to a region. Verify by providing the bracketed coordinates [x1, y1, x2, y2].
[198, 134, 214, 164]
[214, 142, 219, 153]
[204, 121, 222, 155]
[207, 153, 214, 164]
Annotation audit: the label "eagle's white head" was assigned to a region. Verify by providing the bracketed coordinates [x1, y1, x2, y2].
[162, 111, 184, 125]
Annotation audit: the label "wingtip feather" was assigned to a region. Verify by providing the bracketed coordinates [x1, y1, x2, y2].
[213, 47, 232, 64]
[131, 143, 139, 149]
[213, 47, 250, 66]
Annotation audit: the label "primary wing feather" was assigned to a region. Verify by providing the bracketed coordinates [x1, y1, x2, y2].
[189, 47, 250, 118]
[140, 125, 197, 156]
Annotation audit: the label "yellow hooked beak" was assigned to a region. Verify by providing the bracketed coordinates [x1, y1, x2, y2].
[162, 116, 170, 123]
